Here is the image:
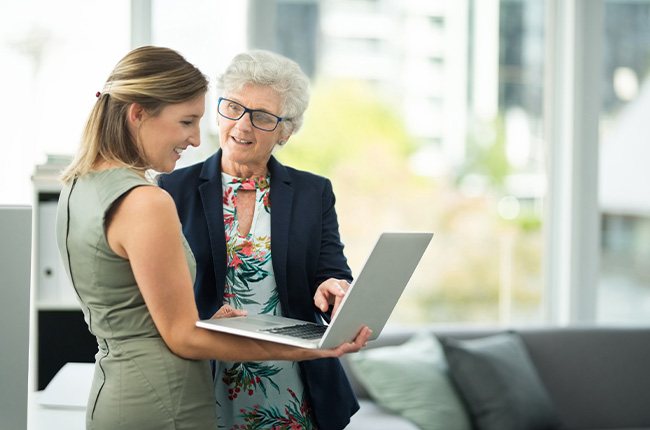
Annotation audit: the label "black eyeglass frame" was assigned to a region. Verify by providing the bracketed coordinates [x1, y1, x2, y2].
[217, 97, 285, 132]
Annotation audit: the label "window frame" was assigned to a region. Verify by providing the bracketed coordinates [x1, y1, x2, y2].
[543, 0, 602, 324]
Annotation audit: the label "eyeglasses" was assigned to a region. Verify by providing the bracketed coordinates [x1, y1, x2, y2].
[217, 97, 284, 132]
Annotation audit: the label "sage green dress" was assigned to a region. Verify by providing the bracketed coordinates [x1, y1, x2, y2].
[56, 168, 217, 430]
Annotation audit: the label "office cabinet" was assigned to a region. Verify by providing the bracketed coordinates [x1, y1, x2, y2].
[37, 193, 77, 306]
[0, 206, 32, 429]
[37, 310, 96, 390]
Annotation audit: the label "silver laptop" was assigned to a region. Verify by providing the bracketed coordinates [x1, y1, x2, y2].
[196, 232, 433, 349]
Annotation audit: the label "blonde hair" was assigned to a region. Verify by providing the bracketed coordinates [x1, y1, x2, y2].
[61, 46, 208, 182]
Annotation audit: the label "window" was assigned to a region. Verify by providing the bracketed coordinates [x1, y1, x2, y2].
[0, 0, 130, 204]
[598, 0, 650, 323]
[9, 0, 636, 327]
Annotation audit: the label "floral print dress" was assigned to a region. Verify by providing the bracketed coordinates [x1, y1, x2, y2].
[215, 172, 316, 430]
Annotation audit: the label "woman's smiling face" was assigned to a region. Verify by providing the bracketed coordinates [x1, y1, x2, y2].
[136, 94, 205, 173]
[218, 84, 291, 177]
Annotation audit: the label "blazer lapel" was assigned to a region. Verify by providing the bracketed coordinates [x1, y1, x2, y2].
[199, 150, 227, 304]
[268, 156, 293, 314]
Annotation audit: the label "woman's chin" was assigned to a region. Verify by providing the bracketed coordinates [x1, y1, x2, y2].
[154, 162, 176, 174]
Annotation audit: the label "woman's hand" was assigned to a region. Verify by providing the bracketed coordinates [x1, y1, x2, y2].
[211, 304, 248, 319]
[314, 278, 350, 317]
[317, 326, 372, 358]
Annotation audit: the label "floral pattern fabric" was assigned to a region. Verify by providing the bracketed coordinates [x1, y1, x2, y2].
[215, 172, 316, 430]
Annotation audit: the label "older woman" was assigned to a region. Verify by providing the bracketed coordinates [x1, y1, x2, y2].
[159, 50, 358, 429]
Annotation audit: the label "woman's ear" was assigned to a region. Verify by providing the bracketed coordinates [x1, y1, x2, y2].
[278, 126, 293, 146]
[127, 103, 146, 126]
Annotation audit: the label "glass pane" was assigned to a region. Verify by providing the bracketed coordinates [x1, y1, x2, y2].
[272, 0, 546, 324]
[598, 0, 650, 323]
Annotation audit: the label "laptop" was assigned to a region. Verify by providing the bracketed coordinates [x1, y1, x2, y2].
[196, 232, 433, 349]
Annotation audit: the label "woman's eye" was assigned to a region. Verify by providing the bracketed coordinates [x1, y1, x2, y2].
[181, 120, 193, 126]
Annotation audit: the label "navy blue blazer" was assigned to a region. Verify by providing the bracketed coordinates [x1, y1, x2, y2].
[159, 150, 359, 430]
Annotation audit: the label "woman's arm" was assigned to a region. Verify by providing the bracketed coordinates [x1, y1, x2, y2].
[312, 179, 353, 318]
[106, 186, 370, 361]
[314, 179, 353, 285]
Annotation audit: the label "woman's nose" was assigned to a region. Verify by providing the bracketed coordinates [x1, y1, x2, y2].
[234, 112, 254, 131]
[189, 129, 201, 147]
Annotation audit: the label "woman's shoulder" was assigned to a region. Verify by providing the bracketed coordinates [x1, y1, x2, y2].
[85, 166, 149, 186]
[273, 163, 336, 200]
[275, 160, 331, 186]
[118, 185, 175, 216]
[73, 167, 150, 208]
[107, 185, 177, 233]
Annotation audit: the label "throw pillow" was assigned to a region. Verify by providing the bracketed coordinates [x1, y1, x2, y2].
[440, 332, 564, 430]
[348, 332, 471, 430]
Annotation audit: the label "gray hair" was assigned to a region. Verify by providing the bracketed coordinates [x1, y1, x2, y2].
[216, 50, 310, 134]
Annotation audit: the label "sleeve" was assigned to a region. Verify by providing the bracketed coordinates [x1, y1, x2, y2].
[314, 178, 353, 291]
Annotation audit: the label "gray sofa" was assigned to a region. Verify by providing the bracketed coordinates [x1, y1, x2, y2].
[342, 325, 650, 430]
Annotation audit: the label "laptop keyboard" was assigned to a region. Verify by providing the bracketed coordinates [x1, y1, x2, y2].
[261, 323, 327, 340]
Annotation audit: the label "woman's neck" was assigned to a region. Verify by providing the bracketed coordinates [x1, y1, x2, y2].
[221, 160, 268, 179]
[93, 159, 120, 171]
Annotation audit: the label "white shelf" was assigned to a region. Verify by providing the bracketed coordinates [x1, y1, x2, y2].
[28, 391, 85, 430]
[36, 301, 81, 311]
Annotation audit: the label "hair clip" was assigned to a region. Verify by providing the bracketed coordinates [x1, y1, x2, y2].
[96, 91, 101, 98]
[102, 81, 113, 94]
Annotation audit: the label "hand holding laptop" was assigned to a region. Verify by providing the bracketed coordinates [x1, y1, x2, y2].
[211, 303, 373, 358]
[212, 304, 248, 319]
[315, 326, 373, 358]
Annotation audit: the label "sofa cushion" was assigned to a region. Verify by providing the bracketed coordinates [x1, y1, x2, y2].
[347, 400, 420, 430]
[440, 332, 563, 430]
[348, 332, 471, 430]
[518, 328, 650, 429]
